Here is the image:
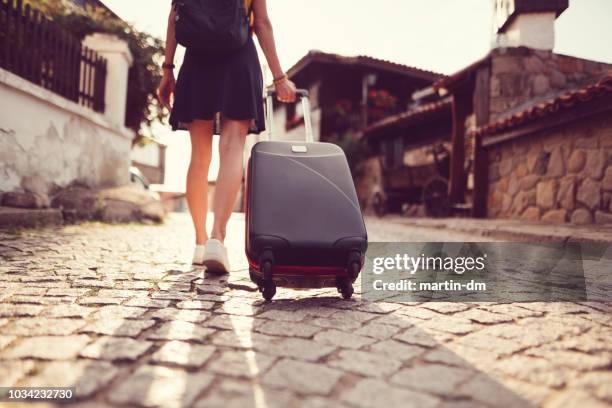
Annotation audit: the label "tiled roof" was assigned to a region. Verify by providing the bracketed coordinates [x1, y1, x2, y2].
[473, 74, 612, 137]
[287, 50, 444, 82]
[432, 54, 491, 92]
[364, 97, 453, 136]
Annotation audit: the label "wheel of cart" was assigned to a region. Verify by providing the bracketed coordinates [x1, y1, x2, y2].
[422, 177, 450, 217]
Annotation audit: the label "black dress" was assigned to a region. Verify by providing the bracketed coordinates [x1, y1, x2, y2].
[169, 23, 265, 134]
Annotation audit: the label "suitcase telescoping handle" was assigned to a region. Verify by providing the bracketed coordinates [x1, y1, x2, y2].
[266, 89, 314, 143]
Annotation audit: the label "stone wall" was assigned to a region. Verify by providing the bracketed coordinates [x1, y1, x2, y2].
[489, 47, 612, 121]
[0, 67, 133, 207]
[487, 113, 612, 224]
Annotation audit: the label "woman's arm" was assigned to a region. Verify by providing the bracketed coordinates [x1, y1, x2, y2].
[252, 0, 296, 102]
[157, 4, 178, 110]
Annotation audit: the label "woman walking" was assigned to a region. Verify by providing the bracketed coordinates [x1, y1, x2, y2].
[157, 0, 296, 273]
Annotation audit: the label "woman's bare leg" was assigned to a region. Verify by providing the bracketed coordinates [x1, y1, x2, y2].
[187, 120, 214, 245]
[210, 118, 250, 243]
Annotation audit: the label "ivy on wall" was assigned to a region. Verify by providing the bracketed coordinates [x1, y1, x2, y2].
[25, 0, 166, 145]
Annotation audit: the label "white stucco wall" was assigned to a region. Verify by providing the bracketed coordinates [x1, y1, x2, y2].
[131, 142, 161, 167]
[0, 67, 134, 196]
[494, 12, 556, 50]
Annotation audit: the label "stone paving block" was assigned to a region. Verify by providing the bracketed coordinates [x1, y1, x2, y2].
[96, 289, 149, 298]
[369, 312, 416, 328]
[391, 363, 474, 396]
[526, 348, 611, 371]
[94, 305, 149, 319]
[72, 279, 115, 289]
[575, 371, 612, 402]
[420, 315, 479, 335]
[313, 329, 377, 350]
[78, 297, 122, 306]
[80, 336, 153, 361]
[258, 309, 308, 322]
[11, 287, 48, 296]
[41, 304, 95, 318]
[493, 355, 570, 388]
[9, 295, 74, 305]
[116, 280, 154, 290]
[193, 293, 229, 303]
[210, 328, 275, 349]
[309, 316, 363, 332]
[124, 298, 172, 308]
[0, 359, 35, 387]
[0, 318, 8, 328]
[478, 303, 543, 318]
[21, 360, 120, 398]
[81, 318, 155, 337]
[256, 320, 321, 338]
[0, 303, 44, 317]
[109, 365, 214, 408]
[204, 314, 256, 331]
[0, 335, 16, 350]
[452, 333, 525, 357]
[147, 321, 216, 342]
[0, 335, 91, 360]
[330, 309, 379, 323]
[150, 308, 211, 323]
[341, 378, 439, 408]
[151, 291, 195, 301]
[209, 349, 276, 378]
[217, 299, 261, 316]
[158, 281, 192, 292]
[260, 338, 336, 362]
[176, 300, 216, 310]
[392, 306, 441, 320]
[354, 321, 402, 340]
[330, 349, 402, 378]
[459, 373, 543, 407]
[262, 359, 343, 395]
[422, 347, 476, 368]
[368, 339, 426, 361]
[193, 379, 297, 408]
[420, 303, 471, 314]
[455, 308, 514, 324]
[150, 340, 216, 368]
[393, 326, 439, 348]
[46, 288, 91, 297]
[3, 318, 86, 336]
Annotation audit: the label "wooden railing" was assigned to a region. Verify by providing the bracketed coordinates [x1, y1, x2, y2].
[0, 0, 107, 112]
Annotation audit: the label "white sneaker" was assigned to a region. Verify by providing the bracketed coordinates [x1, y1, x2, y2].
[192, 244, 206, 265]
[202, 239, 230, 274]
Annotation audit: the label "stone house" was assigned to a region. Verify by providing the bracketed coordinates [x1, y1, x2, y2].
[360, 0, 612, 225]
[0, 0, 134, 209]
[473, 75, 612, 225]
[267, 50, 442, 143]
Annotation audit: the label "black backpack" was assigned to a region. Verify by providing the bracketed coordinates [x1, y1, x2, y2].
[174, 0, 252, 53]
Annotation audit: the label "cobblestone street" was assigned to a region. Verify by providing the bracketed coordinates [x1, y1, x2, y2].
[0, 214, 611, 408]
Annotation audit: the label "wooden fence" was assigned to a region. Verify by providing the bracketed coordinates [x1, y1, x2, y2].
[0, 0, 107, 112]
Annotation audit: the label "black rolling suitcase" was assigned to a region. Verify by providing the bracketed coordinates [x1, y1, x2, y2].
[245, 89, 368, 301]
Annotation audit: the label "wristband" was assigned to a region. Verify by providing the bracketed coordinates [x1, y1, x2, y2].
[273, 74, 288, 86]
[162, 63, 175, 70]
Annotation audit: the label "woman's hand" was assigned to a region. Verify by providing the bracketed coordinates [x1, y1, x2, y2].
[157, 72, 176, 110]
[275, 78, 297, 103]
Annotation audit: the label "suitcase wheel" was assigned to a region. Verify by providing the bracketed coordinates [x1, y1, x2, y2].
[260, 260, 276, 301]
[337, 277, 354, 300]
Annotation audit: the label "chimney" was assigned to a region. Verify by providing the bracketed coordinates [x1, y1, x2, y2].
[491, 0, 568, 50]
